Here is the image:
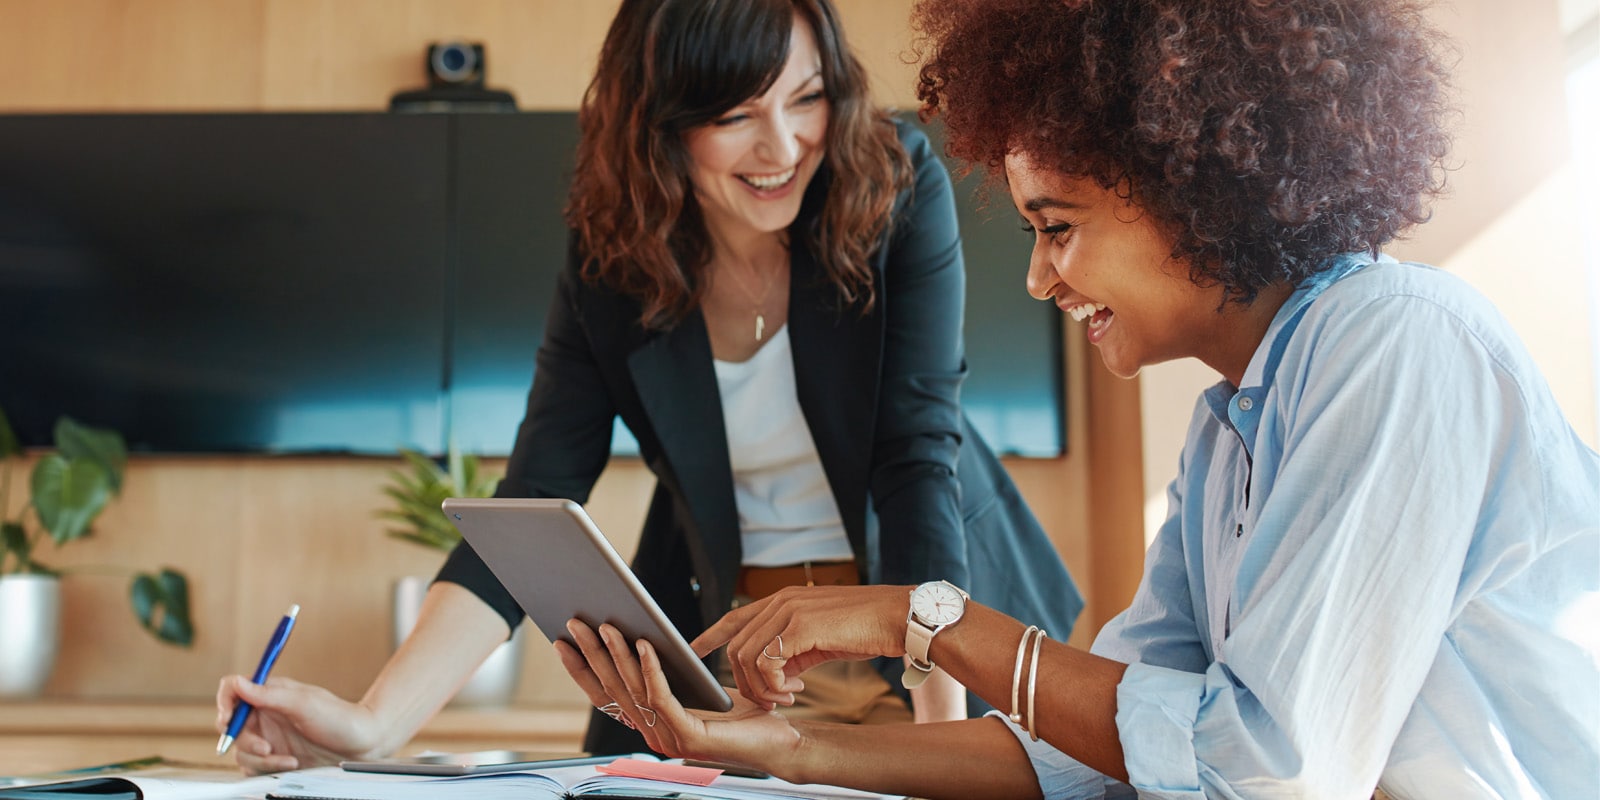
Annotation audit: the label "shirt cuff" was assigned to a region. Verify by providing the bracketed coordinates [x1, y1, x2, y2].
[1116, 662, 1206, 796]
[983, 711, 1125, 799]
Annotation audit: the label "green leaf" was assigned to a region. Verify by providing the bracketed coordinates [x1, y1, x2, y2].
[0, 406, 20, 458]
[131, 573, 154, 621]
[130, 568, 194, 647]
[1, 521, 29, 572]
[377, 448, 499, 553]
[1, 521, 26, 554]
[54, 417, 127, 494]
[31, 455, 113, 544]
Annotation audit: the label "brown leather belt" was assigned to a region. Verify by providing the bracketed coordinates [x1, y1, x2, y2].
[735, 560, 858, 603]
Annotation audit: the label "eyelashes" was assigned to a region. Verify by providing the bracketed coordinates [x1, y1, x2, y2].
[711, 90, 827, 126]
[1019, 221, 1075, 244]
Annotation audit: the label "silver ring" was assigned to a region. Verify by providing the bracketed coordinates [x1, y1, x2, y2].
[635, 704, 658, 727]
[761, 634, 785, 660]
[597, 701, 631, 727]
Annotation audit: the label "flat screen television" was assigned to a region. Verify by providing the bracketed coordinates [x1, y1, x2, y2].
[0, 112, 1062, 457]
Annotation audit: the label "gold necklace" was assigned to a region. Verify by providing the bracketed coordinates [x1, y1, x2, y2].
[727, 262, 781, 341]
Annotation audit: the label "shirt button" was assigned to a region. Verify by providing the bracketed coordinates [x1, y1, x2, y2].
[1238, 396, 1254, 412]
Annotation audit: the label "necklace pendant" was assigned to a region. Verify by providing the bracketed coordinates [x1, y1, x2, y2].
[755, 314, 765, 341]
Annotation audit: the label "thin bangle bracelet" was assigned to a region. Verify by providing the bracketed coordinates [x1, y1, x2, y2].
[1010, 625, 1039, 726]
[1027, 628, 1048, 741]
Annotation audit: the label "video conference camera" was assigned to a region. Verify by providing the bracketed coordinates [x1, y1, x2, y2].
[390, 40, 518, 113]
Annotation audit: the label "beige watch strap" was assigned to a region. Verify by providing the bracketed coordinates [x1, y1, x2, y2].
[905, 616, 937, 670]
[901, 659, 935, 689]
[902, 596, 938, 690]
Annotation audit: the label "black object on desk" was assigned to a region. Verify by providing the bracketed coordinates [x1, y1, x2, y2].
[0, 777, 140, 799]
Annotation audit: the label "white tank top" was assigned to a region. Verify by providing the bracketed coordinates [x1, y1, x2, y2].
[712, 325, 854, 566]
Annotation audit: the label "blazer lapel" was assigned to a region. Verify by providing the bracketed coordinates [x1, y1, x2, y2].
[626, 312, 743, 611]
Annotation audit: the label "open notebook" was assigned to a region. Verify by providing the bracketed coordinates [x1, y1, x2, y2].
[268, 762, 897, 800]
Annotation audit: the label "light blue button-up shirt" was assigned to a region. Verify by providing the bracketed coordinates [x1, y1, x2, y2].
[1004, 255, 1600, 798]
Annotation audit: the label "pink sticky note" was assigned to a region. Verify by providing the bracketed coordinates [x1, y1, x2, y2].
[598, 758, 723, 786]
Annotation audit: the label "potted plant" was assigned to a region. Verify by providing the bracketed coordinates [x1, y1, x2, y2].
[378, 446, 525, 707]
[0, 406, 194, 698]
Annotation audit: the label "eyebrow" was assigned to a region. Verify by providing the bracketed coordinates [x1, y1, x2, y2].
[789, 70, 824, 95]
[1024, 197, 1086, 213]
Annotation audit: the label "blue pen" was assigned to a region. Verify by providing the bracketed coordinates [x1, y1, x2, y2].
[217, 603, 299, 755]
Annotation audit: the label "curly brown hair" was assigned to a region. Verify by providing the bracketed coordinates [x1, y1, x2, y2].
[566, 0, 910, 330]
[912, 0, 1455, 303]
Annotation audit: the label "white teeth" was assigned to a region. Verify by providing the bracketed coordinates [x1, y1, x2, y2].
[1065, 302, 1107, 323]
[740, 168, 796, 189]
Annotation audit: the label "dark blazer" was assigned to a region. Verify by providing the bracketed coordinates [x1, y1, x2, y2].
[438, 122, 1083, 754]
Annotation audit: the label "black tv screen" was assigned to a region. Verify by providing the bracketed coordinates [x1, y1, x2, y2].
[0, 112, 1062, 457]
[0, 113, 451, 453]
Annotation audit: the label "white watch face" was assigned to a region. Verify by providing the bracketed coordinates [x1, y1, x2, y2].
[911, 582, 965, 626]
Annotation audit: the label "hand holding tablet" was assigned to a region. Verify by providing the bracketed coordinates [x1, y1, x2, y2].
[442, 497, 733, 712]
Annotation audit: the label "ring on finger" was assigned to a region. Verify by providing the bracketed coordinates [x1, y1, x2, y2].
[597, 702, 634, 729]
[635, 704, 658, 727]
[761, 634, 785, 661]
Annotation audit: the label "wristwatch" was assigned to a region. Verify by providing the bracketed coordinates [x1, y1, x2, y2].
[902, 580, 969, 689]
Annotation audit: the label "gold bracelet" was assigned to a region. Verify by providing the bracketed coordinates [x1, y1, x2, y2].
[1009, 625, 1040, 726]
[1026, 628, 1048, 741]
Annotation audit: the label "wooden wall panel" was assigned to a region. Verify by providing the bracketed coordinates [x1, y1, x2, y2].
[0, 0, 268, 111]
[833, 0, 922, 108]
[257, 0, 623, 111]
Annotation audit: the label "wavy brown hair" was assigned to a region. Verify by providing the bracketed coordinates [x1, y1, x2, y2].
[566, 0, 910, 330]
[912, 0, 1454, 304]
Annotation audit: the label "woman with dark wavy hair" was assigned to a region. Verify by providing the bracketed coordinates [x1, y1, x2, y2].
[216, 0, 1083, 771]
[559, 1, 1600, 797]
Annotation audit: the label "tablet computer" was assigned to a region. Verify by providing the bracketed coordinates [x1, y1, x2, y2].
[342, 750, 611, 776]
[442, 497, 733, 712]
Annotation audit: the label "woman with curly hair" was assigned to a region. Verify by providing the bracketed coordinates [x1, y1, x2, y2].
[215, 0, 1085, 773]
[560, 0, 1600, 797]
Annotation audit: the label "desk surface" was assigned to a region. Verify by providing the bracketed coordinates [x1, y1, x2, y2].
[0, 700, 588, 776]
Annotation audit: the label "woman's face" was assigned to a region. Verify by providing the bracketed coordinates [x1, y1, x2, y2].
[683, 15, 829, 244]
[1007, 152, 1229, 379]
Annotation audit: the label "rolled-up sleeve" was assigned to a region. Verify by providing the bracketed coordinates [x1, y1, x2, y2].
[985, 711, 1134, 799]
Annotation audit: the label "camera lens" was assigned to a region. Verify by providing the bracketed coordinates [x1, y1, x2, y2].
[430, 42, 478, 84]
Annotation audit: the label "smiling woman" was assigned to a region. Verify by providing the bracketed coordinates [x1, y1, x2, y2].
[683, 15, 828, 360]
[1008, 161, 1293, 387]
[566, 0, 903, 335]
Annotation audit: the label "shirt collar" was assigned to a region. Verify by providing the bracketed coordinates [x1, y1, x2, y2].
[1201, 252, 1391, 426]
[1239, 252, 1390, 390]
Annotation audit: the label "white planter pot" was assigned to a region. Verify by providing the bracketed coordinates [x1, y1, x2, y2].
[392, 575, 526, 707]
[0, 573, 61, 698]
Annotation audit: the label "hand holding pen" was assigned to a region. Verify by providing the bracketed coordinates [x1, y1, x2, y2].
[218, 604, 299, 755]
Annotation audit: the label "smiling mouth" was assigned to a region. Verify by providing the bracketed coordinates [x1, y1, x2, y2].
[738, 167, 797, 190]
[1064, 302, 1106, 323]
